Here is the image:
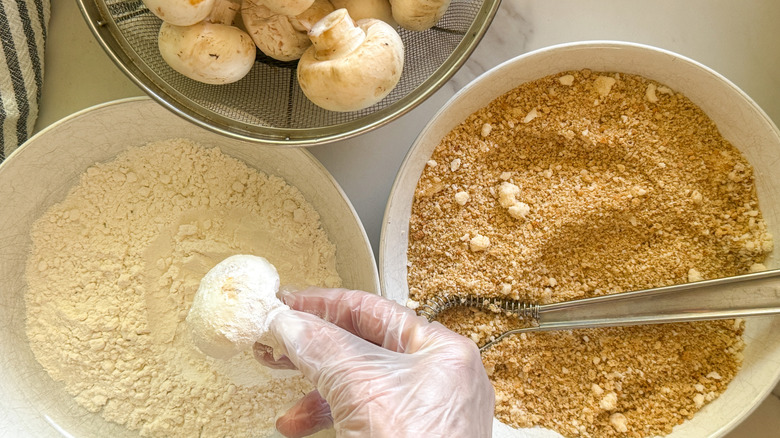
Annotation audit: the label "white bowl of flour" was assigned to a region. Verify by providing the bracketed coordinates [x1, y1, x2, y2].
[0, 97, 378, 437]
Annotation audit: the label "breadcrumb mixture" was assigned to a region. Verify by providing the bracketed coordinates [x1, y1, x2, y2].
[407, 70, 773, 437]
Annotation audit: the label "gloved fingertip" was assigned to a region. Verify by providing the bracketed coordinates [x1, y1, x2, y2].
[279, 284, 304, 297]
[252, 342, 296, 370]
[279, 289, 297, 306]
[276, 390, 333, 438]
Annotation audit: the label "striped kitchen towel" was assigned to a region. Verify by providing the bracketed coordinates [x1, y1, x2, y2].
[0, 0, 49, 161]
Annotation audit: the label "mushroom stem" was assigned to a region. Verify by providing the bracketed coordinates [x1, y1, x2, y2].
[208, 0, 240, 24]
[308, 9, 366, 60]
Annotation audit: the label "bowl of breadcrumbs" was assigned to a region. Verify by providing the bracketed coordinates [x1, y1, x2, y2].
[381, 41, 780, 438]
[0, 97, 377, 437]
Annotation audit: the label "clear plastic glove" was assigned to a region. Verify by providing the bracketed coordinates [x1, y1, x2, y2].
[253, 287, 495, 438]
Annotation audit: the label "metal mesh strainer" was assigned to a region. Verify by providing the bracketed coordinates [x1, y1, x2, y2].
[76, 0, 501, 145]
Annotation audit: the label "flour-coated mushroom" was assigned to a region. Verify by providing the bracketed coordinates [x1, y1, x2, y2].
[242, 0, 334, 62]
[143, 0, 216, 26]
[158, 20, 256, 84]
[390, 0, 451, 31]
[297, 9, 404, 111]
[186, 255, 286, 359]
[330, 0, 396, 27]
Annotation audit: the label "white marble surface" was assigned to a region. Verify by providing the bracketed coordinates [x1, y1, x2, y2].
[34, 0, 780, 436]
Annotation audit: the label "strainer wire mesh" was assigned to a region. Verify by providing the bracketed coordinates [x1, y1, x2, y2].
[79, 0, 500, 145]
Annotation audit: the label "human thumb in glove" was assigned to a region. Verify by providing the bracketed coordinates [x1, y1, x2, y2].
[253, 287, 495, 438]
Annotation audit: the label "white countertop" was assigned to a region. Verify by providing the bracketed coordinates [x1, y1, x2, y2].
[35, 0, 780, 436]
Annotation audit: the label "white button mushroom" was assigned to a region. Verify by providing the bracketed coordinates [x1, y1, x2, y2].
[297, 9, 404, 112]
[158, 20, 256, 84]
[390, 0, 451, 31]
[330, 0, 397, 27]
[143, 0, 216, 26]
[250, 0, 315, 17]
[186, 254, 286, 359]
[242, 0, 334, 62]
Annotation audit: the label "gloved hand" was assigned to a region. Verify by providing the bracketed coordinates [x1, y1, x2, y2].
[253, 287, 495, 438]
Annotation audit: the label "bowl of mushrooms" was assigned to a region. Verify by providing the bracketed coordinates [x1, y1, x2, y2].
[76, 0, 500, 145]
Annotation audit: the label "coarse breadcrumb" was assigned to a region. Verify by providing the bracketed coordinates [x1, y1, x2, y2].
[407, 70, 772, 437]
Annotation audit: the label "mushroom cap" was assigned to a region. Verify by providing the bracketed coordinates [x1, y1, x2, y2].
[208, 0, 241, 25]
[293, 0, 336, 31]
[241, 0, 311, 62]
[331, 0, 397, 27]
[158, 21, 256, 84]
[252, 0, 315, 17]
[297, 11, 405, 112]
[390, 0, 451, 31]
[186, 254, 285, 359]
[143, 0, 216, 26]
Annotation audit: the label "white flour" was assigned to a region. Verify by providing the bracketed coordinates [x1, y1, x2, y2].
[24, 139, 342, 437]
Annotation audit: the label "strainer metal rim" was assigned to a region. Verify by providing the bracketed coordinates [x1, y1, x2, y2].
[75, 0, 502, 146]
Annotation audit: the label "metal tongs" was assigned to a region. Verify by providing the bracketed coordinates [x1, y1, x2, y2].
[417, 269, 780, 351]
